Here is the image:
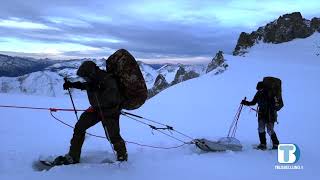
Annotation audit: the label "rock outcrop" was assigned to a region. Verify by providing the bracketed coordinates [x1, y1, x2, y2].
[171, 66, 200, 85]
[148, 74, 170, 98]
[233, 12, 320, 56]
[206, 51, 228, 74]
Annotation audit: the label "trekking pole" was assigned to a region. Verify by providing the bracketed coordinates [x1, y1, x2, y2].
[228, 97, 246, 137]
[237, 97, 246, 122]
[239, 97, 246, 114]
[64, 77, 79, 121]
[232, 97, 246, 137]
[94, 93, 117, 160]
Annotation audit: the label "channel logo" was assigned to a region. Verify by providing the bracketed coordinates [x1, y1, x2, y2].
[278, 144, 300, 164]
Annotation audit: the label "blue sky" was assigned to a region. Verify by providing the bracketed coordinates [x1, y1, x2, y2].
[0, 0, 319, 62]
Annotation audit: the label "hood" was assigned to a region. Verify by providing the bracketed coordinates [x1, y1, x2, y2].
[76, 61, 98, 80]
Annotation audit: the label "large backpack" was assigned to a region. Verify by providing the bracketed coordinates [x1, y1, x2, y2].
[106, 49, 148, 110]
[262, 77, 284, 111]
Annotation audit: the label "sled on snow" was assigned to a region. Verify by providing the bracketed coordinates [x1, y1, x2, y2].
[194, 137, 243, 152]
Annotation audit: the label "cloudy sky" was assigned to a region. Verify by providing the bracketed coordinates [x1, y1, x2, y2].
[0, 0, 319, 63]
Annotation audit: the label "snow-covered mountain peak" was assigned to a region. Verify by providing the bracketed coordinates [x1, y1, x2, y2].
[233, 12, 320, 56]
[0, 55, 211, 98]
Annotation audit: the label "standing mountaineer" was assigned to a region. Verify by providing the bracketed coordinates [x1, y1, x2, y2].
[241, 77, 283, 150]
[53, 49, 148, 165]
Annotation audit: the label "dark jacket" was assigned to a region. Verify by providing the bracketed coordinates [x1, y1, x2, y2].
[244, 90, 277, 122]
[72, 70, 121, 111]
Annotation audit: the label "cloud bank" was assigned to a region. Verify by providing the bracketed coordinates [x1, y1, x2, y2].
[0, 0, 319, 62]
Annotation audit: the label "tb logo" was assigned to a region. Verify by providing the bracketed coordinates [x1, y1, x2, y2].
[278, 144, 300, 164]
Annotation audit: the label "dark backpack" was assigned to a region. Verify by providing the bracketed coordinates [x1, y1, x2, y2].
[262, 77, 284, 111]
[106, 49, 148, 110]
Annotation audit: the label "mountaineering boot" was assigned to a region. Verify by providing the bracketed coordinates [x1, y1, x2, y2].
[117, 153, 128, 162]
[53, 154, 79, 166]
[257, 143, 267, 150]
[271, 145, 278, 150]
[114, 141, 128, 162]
[271, 133, 280, 150]
[257, 132, 267, 150]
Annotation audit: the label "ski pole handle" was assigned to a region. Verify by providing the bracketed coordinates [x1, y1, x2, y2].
[240, 97, 247, 104]
[63, 77, 72, 90]
[63, 76, 79, 121]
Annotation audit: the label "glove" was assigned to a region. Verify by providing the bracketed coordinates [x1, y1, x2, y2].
[241, 100, 248, 105]
[63, 81, 73, 90]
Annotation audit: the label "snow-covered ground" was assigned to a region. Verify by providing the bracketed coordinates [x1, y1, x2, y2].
[1, 35, 320, 179]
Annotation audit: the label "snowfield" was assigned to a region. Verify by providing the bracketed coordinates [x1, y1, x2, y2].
[1, 34, 320, 179]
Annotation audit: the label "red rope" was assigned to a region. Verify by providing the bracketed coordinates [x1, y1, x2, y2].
[0, 104, 189, 150]
[0, 105, 86, 112]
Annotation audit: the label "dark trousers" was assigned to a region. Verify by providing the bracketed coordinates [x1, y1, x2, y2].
[257, 109, 277, 135]
[258, 115, 279, 146]
[258, 119, 275, 135]
[68, 109, 125, 161]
